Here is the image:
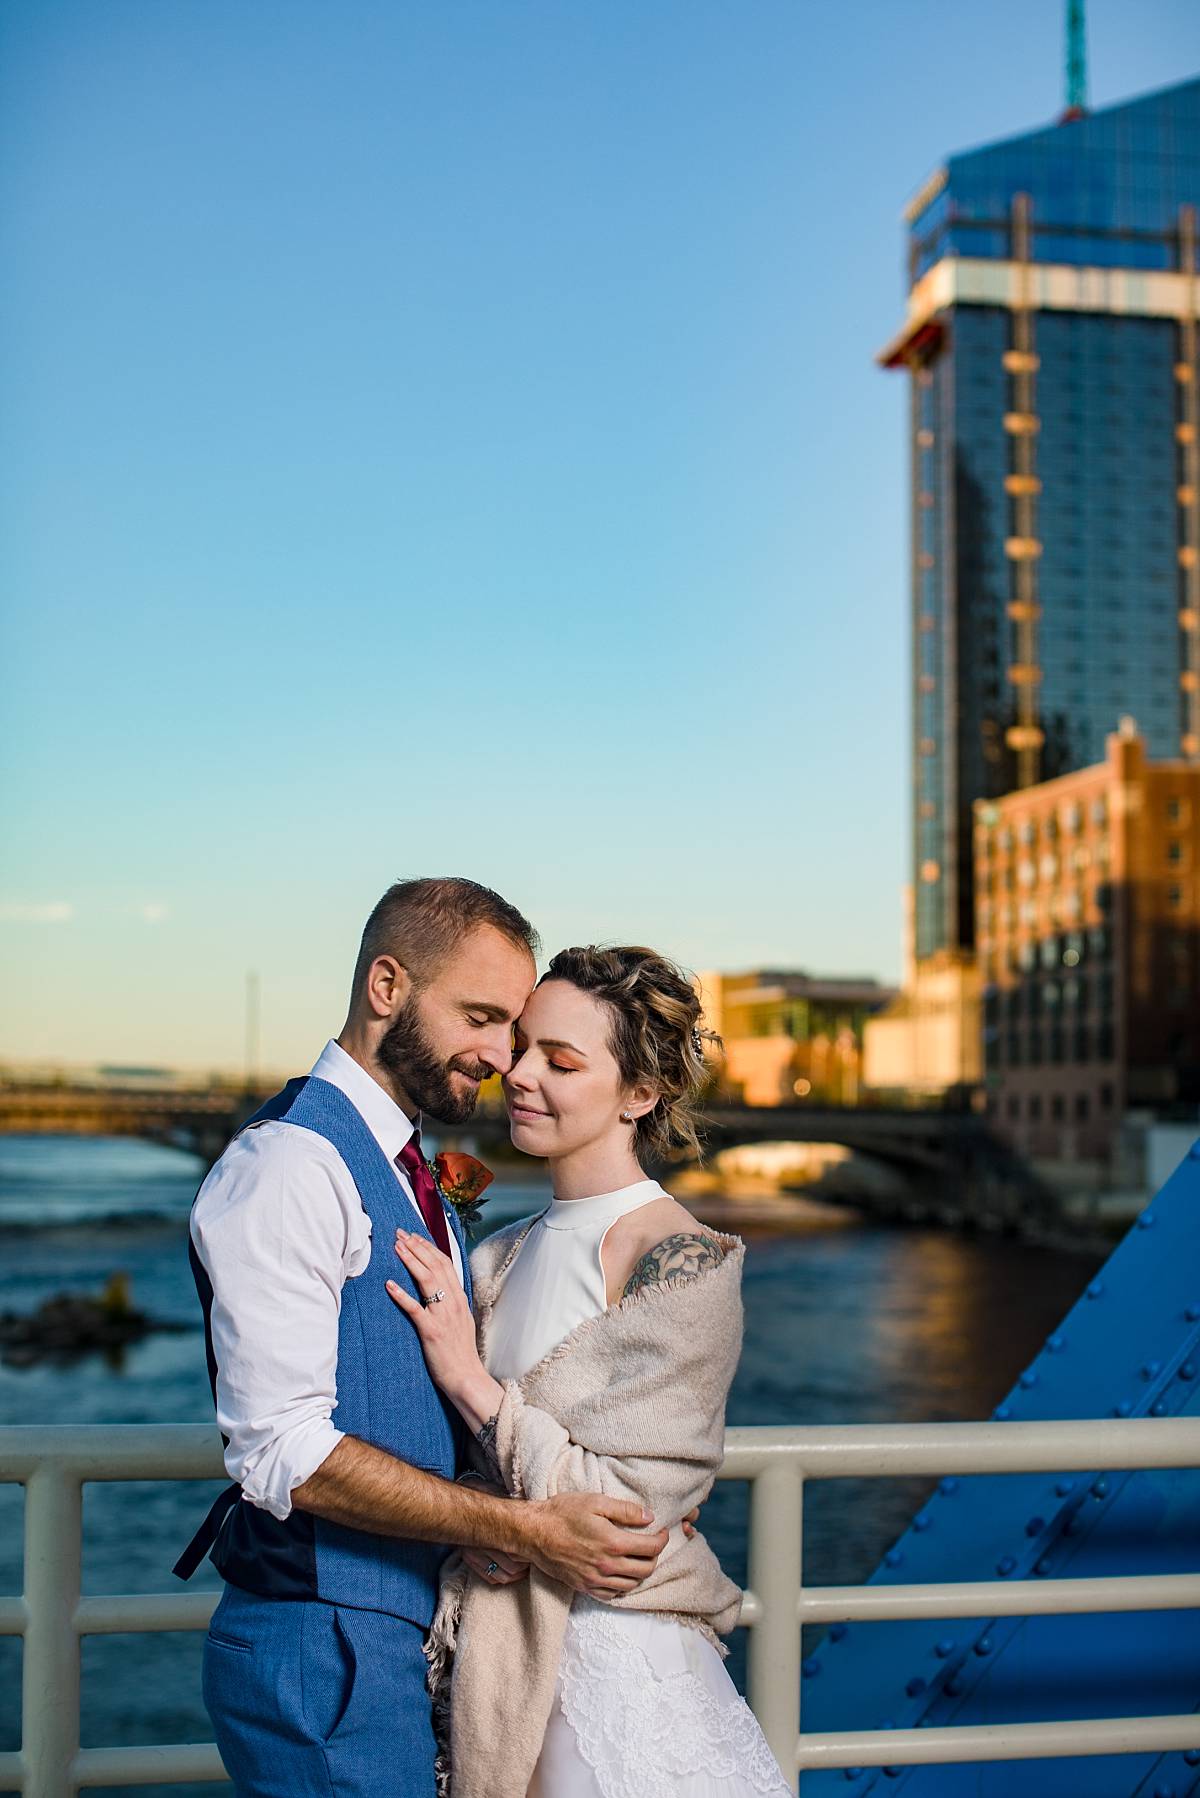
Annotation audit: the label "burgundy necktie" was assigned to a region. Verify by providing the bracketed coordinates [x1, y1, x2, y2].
[396, 1135, 453, 1258]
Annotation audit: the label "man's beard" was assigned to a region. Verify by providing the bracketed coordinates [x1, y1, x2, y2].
[376, 997, 490, 1126]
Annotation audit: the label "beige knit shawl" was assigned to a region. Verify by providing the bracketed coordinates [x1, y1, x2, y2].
[426, 1214, 746, 1798]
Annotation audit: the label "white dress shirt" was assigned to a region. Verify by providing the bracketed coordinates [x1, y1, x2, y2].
[190, 1038, 465, 1521]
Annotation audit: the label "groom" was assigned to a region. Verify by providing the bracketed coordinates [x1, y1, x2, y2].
[176, 876, 669, 1796]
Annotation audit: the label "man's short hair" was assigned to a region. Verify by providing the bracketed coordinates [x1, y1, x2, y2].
[353, 877, 539, 993]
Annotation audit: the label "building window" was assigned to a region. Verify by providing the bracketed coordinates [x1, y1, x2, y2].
[1051, 1094, 1065, 1121]
[1169, 884, 1184, 909]
[1029, 1094, 1043, 1121]
[1167, 840, 1184, 866]
[1074, 1092, 1090, 1121]
[1099, 1082, 1114, 1112]
[1091, 797, 1108, 827]
[1007, 1096, 1021, 1121]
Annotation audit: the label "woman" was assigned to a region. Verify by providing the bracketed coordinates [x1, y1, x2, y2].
[387, 945, 791, 1798]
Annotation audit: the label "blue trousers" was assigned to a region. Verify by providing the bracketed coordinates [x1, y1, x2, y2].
[202, 1584, 438, 1797]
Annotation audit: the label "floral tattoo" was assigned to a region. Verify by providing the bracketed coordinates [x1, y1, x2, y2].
[622, 1232, 723, 1298]
[475, 1411, 503, 1486]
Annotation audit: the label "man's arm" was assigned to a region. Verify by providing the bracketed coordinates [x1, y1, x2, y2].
[194, 1129, 666, 1595]
[293, 1436, 669, 1595]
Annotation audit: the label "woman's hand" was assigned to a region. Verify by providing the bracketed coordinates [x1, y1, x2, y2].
[461, 1546, 529, 1586]
[387, 1230, 504, 1431]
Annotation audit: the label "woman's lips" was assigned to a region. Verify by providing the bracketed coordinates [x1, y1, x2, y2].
[509, 1102, 551, 1122]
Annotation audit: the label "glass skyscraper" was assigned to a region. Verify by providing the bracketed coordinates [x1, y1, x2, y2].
[880, 76, 1200, 963]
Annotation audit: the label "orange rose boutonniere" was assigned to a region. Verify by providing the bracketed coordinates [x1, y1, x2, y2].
[432, 1150, 495, 1235]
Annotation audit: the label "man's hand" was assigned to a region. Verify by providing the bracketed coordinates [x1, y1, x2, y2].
[515, 1492, 669, 1598]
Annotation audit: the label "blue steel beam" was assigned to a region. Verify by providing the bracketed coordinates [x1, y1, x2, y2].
[802, 1140, 1200, 1796]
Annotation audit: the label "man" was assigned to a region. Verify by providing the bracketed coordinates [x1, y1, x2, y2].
[177, 877, 668, 1795]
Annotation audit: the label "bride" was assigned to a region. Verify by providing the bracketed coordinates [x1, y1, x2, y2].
[387, 944, 792, 1798]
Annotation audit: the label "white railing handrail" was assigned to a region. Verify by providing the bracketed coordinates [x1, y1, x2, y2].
[2, 1419, 1199, 1793]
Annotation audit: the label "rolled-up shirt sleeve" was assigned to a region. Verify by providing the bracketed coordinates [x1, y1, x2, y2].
[191, 1123, 366, 1520]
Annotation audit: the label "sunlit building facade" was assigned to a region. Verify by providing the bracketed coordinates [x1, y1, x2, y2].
[698, 969, 895, 1107]
[975, 722, 1200, 1162]
[880, 76, 1200, 968]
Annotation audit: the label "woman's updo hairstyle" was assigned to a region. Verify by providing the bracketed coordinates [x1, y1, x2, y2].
[541, 945, 722, 1162]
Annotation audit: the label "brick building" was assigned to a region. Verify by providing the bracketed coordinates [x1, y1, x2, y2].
[975, 722, 1200, 1161]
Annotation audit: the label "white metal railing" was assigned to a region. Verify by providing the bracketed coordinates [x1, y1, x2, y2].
[2, 1420, 1200, 1794]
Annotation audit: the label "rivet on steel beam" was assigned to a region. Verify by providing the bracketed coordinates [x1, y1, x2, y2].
[934, 1638, 956, 1658]
[1113, 1399, 1133, 1416]
[1046, 1332, 1066, 1352]
[1185, 1304, 1200, 1322]
[802, 1657, 821, 1678]
[975, 1636, 994, 1656]
[1181, 1362, 1197, 1381]
[1153, 1785, 1175, 1798]
[1025, 1515, 1045, 1536]
[1087, 1280, 1105, 1299]
[906, 1677, 928, 1697]
[914, 1513, 933, 1532]
[883, 1768, 902, 1780]
[1054, 1479, 1076, 1497]
[996, 1555, 1017, 1575]
[831, 1623, 849, 1641]
[1065, 1516, 1083, 1536]
[1152, 1399, 1168, 1417]
[945, 1676, 965, 1696]
[1092, 1477, 1110, 1498]
[1142, 1361, 1162, 1380]
[993, 1404, 1012, 1420]
[1035, 1556, 1052, 1575]
[1183, 1748, 1200, 1765]
[1137, 1211, 1157, 1229]
[939, 1476, 960, 1495]
[885, 1548, 905, 1567]
[842, 1769, 863, 1782]
[1019, 1369, 1038, 1388]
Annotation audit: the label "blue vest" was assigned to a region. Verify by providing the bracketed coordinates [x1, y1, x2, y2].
[175, 1076, 473, 1629]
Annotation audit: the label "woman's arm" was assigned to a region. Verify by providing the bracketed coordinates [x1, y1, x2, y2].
[388, 1225, 728, 1557]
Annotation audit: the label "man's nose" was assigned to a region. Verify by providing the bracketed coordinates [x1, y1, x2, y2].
[484, 1027, 515, 1075]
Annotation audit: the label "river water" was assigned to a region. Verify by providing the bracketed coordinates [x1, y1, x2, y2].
[0, 1135, 1105, 1794]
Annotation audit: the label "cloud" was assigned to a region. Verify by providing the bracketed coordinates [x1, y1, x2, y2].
[0, 901, 74, 924]
[139, 903, 170, 925]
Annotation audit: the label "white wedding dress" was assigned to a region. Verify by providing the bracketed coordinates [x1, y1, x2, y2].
[484, 1180, 792, 1798]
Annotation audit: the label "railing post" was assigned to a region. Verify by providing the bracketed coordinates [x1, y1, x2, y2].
[747, 1462, 803, 1796]
[23, 1465, 82, 1798]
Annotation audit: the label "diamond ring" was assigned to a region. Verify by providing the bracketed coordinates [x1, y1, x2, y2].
[426, 1288, 447, 1306]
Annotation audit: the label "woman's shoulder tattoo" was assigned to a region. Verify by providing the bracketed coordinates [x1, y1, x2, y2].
[622, 1232, 724, 1298]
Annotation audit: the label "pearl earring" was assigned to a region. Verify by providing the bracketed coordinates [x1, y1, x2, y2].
[621, 1111, 633, 1123]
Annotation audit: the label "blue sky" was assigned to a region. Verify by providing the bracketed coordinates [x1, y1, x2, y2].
[3, 1, 1197, 1068]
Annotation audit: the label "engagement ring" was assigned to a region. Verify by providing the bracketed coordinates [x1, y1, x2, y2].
[426, 1288, 447, 1305]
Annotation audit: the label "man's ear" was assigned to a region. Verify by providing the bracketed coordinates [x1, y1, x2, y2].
[364, 954, 413, 1020]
